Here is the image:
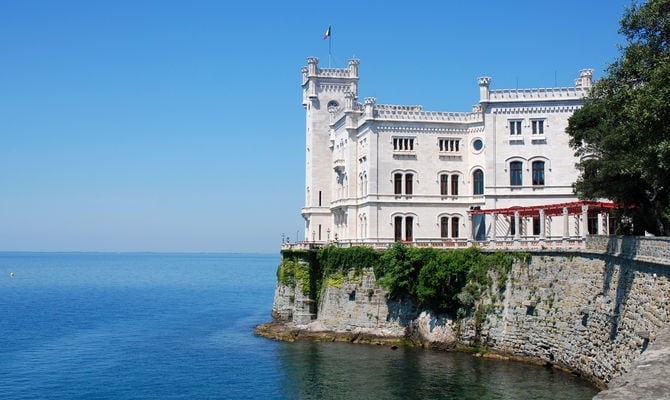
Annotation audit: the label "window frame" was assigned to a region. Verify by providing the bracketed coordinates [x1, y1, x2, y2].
[509, 119, 523, 135]
[440, 216, 449, 238]
[531, 119, 545, 135]
[473, 169, 484, 195]
[440, 174, 449, 195]
[532, 161, 545, 186]
[450, 174, 459, 196]
[451, 217, 459, 238]
[394, 173, 403, 195]
[510, 161, 523, 186]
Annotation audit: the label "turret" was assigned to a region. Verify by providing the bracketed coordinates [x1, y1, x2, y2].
[478, 77, 492, 102]
[301, 57, 361, 242]
[575, 69, 594, 90]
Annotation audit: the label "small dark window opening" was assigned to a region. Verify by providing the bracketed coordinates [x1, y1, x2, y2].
[394, 216, 403, 241]
[394, 173, 402, 195]
[405, 216, 413, 241]
[405, 174, 413, 195]
[533, 217, 541, 236]
[440, 174, 448, 195]
[440, 217, 449, 238]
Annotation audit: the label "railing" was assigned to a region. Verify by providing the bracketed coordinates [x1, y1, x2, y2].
[281, 237, 587, 251]
[281, 236, 670, 269]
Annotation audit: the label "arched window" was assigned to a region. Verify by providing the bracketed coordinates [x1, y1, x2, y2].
[473, 169, 484, 195]
[532, 161, 545, 186]
[510, 161, 523, 186]
[451, 217, 460, 238]
[394, 173, 402, 195]
[450, 174, 459, 196]
[440, 174, 449, 195]
[394, 216, 403, 241]
[440, 217, 449, 238]
[394, 172, 415, 196]
[405, 216, 413, 241]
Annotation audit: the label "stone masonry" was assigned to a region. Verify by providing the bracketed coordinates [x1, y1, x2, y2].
[269, 236, 670, 389]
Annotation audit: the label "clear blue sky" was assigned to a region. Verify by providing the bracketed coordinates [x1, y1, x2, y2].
[1, 0, 632, 253]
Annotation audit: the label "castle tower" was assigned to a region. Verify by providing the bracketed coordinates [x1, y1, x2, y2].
[301, 57, 360, 242]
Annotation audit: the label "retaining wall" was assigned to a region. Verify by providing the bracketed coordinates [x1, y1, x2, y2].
[270, 236, 670, 386]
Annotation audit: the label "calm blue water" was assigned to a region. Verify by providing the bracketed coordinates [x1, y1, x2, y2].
[0, 253, 598, 399]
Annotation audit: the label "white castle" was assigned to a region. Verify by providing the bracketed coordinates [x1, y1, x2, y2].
[299, 57, 612, 248]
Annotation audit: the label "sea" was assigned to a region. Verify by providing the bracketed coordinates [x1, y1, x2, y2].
[0, 252, 599, 399]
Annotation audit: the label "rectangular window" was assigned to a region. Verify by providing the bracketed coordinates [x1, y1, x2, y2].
[405, 173, 413, 195]
[440, 174, 449, 195]
[451, 217, 459, 238]
[532, 161, 545, 186]
[440, 217, 449, 238]
[509, 120, 522, 135]
[394, 216, 403, 242]
[532, 119, 545, 135]
[393, 137, 415, 152]
[450, 174, 459, 196]
[394, 173, 402, 195]
[533, 217, 541, 235]
[439, 138, 460, 153]
[510, 216, 516, 236]
[510, 161, 523, 186]
[318, 191, 322, 206]
[588, 213, 599, 234]
[405, 216, 413, 241]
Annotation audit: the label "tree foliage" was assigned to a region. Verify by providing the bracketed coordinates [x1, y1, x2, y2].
[566, 0, 670, 235]
[377, 243, 516, 316]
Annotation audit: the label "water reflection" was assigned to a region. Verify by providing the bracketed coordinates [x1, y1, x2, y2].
[277, 341, 598, 400]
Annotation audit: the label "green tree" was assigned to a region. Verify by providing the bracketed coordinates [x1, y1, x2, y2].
[566, 0, 670, 235]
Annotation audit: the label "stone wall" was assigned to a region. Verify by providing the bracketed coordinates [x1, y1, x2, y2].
[468, 251, 670, 384]
[269, 236, 670, 386]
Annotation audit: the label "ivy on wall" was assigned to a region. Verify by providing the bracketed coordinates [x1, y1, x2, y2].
[279, 244, 525, 317]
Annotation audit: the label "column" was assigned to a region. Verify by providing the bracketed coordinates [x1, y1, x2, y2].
[514, 211, 520, 240]
[491, 213, 497, 242]
[581, 204, 589, 239]
[563, 207, 569, 239]
[539, 209, 546, 240]
[467, 213, 473, 243]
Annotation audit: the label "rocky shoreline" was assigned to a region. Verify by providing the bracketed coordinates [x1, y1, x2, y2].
[254, 321, 413, 347]
[254, 320, 563, 373]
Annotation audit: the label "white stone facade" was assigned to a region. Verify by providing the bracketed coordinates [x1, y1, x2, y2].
[301, 57, 594, 244]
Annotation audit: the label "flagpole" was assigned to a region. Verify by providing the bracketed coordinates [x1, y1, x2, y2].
[324, 25, 332, 67]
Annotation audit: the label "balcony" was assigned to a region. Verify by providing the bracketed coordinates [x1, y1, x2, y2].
[333, 159, 345, 173]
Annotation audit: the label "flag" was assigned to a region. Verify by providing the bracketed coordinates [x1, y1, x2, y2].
[323, 26, 331, 40]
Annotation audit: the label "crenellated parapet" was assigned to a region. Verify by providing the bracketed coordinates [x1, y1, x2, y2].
[478, 70, 592, 103]
[490, 104, 583, 115]
[304, 57, 360, 79]
[302, 57, 360, 104]
[374, 104, 482, 122]
[487, 87, 588, 101]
